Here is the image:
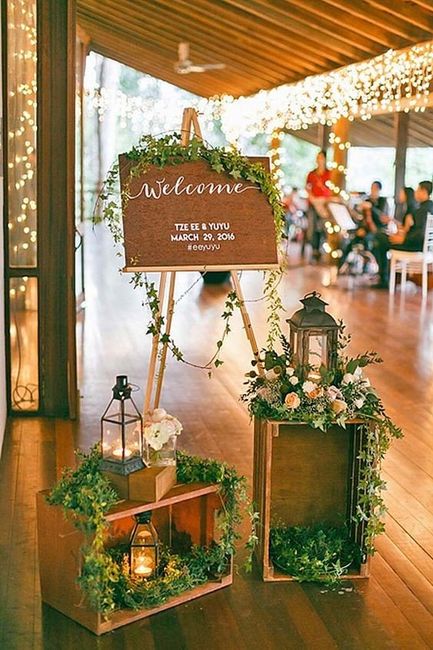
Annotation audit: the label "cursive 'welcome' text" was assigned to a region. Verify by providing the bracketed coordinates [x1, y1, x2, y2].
[127, 175, 259, 200]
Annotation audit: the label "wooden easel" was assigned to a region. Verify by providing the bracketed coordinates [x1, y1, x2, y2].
[143, 108, 264, 414]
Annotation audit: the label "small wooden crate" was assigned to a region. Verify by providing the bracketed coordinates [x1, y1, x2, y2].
[37, 482, 232, 635]
[253, 418, 370, 582]
[103, 465, 177, 501]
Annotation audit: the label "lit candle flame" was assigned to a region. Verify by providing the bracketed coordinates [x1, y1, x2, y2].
[112, 447, 133, 459]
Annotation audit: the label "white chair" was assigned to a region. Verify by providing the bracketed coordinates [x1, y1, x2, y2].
[389, 214, 433, 300]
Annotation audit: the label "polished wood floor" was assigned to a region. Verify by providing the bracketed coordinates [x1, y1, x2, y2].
[2, 227, 433, 649]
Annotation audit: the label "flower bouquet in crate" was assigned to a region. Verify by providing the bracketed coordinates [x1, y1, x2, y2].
[243, 292, 402, 582]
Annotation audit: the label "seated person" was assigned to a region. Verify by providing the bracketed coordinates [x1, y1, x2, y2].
[358, 180, 390, 235]
[373, 180, 433, 288]
[394, 186, 417, 231]
[339, 182, 390, 267]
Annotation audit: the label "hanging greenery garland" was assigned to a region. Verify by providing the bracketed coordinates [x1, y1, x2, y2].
[96, 133, 285, 370]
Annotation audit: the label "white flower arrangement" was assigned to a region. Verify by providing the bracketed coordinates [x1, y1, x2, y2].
[143, 408, 183, 451]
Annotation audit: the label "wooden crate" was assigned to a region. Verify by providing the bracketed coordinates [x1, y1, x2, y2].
[253, 418, 370, 582]
[37, 482, 232, 635]
[103, 465, 177, 501]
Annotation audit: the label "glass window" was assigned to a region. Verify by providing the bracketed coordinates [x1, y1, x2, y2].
[9, 277, 39, 410]
[405, 148, 433, 189]
[6, 0, 38, 411]
[346, 147, 395, 197]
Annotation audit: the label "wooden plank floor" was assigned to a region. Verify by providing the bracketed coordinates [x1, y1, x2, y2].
[2, 227, 433, 649]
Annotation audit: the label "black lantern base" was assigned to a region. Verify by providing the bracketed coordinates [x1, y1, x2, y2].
[101, 456, 146, 476]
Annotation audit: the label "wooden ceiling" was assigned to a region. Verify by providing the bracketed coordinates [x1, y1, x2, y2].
[289, 109, 433, 148]
[77, 0, 433, 98]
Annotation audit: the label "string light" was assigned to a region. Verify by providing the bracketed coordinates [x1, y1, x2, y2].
[267, 131, 285, 191]
[213, 40, 433, 140]
[7, 0, 37, 270]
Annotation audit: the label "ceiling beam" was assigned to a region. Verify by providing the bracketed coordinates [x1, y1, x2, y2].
[319, 0, 432, 40]
[282, 0, 407, 49]
[78, 15, 258, 94]
[221, 0, 376, 59]
[78, 22, 231, 96]
[164, 0, 346, 71]
[243, 0, 386, 53]
[78, 6, 285, 88]
[366, 0, 433, 33]
[170, 0, 351, 67]
[105, 1, 311, 82]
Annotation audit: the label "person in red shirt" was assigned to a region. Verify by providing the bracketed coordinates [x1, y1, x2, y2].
[306, 150, 332, 200]
[306, 150, 332, 259]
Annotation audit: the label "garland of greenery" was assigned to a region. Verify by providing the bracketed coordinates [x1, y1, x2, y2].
[97, 132, 285, 370]
[46, 445, 257, 616]
[242, 326, 402, 561]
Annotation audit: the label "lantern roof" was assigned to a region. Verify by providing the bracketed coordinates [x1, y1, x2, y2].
[287, 292, 339, 329]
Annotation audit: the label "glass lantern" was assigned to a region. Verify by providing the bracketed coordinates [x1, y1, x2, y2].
[129, 511, 159, 579]
[287, 292, 340, 380]
[100, 375, 145, 475]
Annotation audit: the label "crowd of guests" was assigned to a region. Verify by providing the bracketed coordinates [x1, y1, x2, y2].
[304, 150, 433, 289]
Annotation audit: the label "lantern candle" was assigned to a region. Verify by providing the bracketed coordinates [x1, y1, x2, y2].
[132, 555, 154, 578]
[100, 375, 145, 475]
[287, 292, 340, 381]
[112, 446, 133, 459]
[129, 511, 159, 579]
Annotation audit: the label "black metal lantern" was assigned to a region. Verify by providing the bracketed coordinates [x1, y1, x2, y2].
[100, 375, 145, 475]
[287, 292, 340, 380]
[129, 511, 159, 579]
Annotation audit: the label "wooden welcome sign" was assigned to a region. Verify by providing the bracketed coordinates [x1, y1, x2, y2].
[119, 156, 279, 272]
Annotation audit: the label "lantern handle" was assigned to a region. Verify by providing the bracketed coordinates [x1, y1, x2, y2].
[304, 290, 321, 299]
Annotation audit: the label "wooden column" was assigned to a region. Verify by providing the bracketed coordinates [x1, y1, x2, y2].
[318, 124, 330, 153]
[37, 0, 77, 417]
[331, 118, 350, 190]
[394, 111, 409, 201]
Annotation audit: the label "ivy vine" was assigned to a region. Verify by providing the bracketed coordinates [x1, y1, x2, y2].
[96, 133, 285, 371]
[47, 445, 257, 616]
[270, 523, 361, 585]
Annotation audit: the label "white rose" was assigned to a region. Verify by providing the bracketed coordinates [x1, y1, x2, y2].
[354, 397, 365, 409]
[159, 420, 176, 443]
[144, 423, 164, 451]
[354, 367, 363, 379]
[160, 418, 183, 439]
[289, 376, 299, 385]
[151, 408, 167, 423]
[302, 380, 316, 394]
[327, 385, 342, 401]
[342, 373, 354, 385]
[286, 367, 295, 377]
[170, 416, 183, 435]
[265, 368, 280, 381]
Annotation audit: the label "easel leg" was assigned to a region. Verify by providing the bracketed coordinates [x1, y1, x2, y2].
[230, 271, 264, 376]
[144, 272, 167, 414]
[154, 271, 177, 409]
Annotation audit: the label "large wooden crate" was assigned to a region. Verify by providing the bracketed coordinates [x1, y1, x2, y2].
[253, 418, 370, 582]
[37, 482, 232, 635]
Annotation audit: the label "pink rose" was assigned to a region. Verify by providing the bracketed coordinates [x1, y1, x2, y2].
[331, 399, 347, 414]
[284, 392, 301, 410]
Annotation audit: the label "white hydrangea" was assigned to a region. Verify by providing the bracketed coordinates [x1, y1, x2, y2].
[144, 410, 183, 451]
